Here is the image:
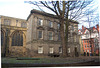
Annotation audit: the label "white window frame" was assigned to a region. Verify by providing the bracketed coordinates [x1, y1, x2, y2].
[38, 46, 43, 54]
[59, 47, 62, 53]
[57, 24, 60, 29]
[38, 19, 43, 26]
[49, 47, 54, 54]
[68, 48, 70, 53]
[49, 31, 53, 40]
[49, 21, 53, 27]
[38, 30, 43, 39]
[87, 50, 89, 52]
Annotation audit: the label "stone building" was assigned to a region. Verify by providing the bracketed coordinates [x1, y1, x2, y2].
[26, 9, 80, 57]
[1, 15, 27, 57]
[1, 9, 80, 58]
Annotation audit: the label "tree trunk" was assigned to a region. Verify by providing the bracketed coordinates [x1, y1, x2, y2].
[60, 20, 67, 57]
[65, 1, 70, 57]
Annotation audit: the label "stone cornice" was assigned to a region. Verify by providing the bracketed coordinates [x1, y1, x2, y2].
[26, 39, 61, 45]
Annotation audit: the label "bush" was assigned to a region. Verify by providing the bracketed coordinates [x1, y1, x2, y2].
[87, 52, 89, 56]
[17, 57, 40, 60]
[84, 52, 86, 56]
[1, 53, 6, 57]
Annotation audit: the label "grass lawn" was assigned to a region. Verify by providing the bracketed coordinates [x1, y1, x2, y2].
[1, 57, 80, 64]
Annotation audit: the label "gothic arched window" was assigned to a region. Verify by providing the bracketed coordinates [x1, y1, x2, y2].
[12, 31, 23, 46]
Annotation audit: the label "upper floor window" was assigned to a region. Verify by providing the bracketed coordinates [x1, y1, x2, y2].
[49, 21, 53, 27]
[58, 32, 61, 41]
[16, 20, 18, 26]
[49, 32, 53, 40]
[4, 19, 11, 25]
[84, 40, 86, 43]
[16, 20, 18, 23]
[87, 45, 89, 48]
[87, 40, 88, 43]
[85, 45, 86, 48]
[38, 31, 43, 39]
[85, 49, 86, 52]
[74, 35, 76, 42]
[38, 19, 43, 26]
[71, 25, 74, 31]
[57, 24, 60, 29]
[38, 46, 43, 54]
[21, 22, 27, 28]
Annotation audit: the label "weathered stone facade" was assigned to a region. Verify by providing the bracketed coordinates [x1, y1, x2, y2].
[26, 9, 80, 57]
[1, 15, 27, 57]
[1, 9, 80, 58]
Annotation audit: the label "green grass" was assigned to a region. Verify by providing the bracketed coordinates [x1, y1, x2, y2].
[1, 57, 76, 64]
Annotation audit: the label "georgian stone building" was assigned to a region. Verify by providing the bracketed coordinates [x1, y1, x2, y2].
[1, 15, 27, 57]
[1, 9, 80, 57]
[26, 9, 80, 57]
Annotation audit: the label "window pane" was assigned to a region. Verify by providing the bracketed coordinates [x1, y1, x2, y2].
[38, 31, 42, 39]
[59, 47, 62, 53]
[21, 22, 27, 28]
[21, 34, 23, 46]
[68, 48, 70, 53]
[38, 19, 43, 26]
[4, 19, 11, 25]
[18, 33, 20, 46]
[58, 24, 60, 29]
[49, 21, 53, 27]
[49, 32, 53, 40]
[38, 46, 43, 53]
[49, 47, 53, 53]
[1, 32, 4, 46]
[11, 31, 23, 46]
[58, 32, 61, 40]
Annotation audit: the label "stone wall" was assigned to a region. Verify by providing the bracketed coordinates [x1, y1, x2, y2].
[1, 16, 27, 57]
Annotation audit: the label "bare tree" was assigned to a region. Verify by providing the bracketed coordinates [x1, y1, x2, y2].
[25, 0, 93, 57]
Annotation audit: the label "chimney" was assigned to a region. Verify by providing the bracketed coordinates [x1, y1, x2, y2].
[96, 24, 99, 28]
[93, 26, 95, 30]
[96, 24, 99, 31]
[82, 25, 84, 31]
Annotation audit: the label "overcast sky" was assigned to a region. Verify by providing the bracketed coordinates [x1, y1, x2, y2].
[0, 0, 99, 29]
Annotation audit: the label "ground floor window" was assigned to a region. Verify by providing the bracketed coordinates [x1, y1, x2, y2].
[38, 46, 43, 54]
[12, 31, 23, 46]
[68, 48, 70, 53]
[59, 47, 62, 53]
[87, 50, 89, 52]
[1, 31, 4, 46]
[49, 47, 53, 54]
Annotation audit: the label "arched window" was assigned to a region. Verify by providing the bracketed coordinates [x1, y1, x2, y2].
[1, 30, 4, 46]
[12, 31, 23, 46]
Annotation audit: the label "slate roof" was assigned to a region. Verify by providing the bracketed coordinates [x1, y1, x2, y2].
[27, 9, 79, 24]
